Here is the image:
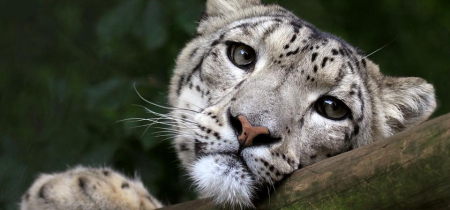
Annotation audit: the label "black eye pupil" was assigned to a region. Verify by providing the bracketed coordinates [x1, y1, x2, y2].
[241, 50, 251, 60]
[325, 100, 339, 111]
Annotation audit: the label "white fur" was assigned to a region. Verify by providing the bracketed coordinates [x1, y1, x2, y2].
[190, 155, 256, 209]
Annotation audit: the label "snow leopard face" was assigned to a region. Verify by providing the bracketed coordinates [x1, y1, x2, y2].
[168, 0, 436, 208]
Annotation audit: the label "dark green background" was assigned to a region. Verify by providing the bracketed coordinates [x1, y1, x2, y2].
[1, 0, 449, 209]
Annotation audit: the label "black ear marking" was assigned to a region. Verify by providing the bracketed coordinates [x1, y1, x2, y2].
[38, 183, 48, 199]
[78, 177, 88, 191]
[290, 20, 303, 33]
[121, 182, 130, 189]
[24, 192, 30, 201]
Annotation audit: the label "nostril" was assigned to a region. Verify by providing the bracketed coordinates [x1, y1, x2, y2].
[228, 108, 243, 136]
[252, 134, 281, 146]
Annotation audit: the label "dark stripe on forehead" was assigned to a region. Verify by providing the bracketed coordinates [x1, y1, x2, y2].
[225, 16, 299, 42]
[230, 22, 252, 31]
[262, 23, 281, 41]
[229, 18, 268, 32]
[231, 18, 285, 40]
[211, 33, 225, 47]
[212, 20, 263, 47]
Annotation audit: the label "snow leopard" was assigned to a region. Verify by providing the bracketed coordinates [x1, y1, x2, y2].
[20, 0, 436, 209]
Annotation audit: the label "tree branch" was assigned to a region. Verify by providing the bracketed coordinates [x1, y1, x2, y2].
[160, 113, 450, 210]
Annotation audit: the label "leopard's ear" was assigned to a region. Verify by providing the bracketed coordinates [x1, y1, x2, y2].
[206, 0, 261, 16]
[380, 75, 436, 133]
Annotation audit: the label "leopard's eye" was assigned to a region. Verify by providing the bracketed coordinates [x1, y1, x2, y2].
[315, 96, 350, 120]
[228, 43, 256, 69]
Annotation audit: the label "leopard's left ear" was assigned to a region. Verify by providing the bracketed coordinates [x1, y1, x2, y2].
[380, 74, 436, 133]
[206, 0, 261, 16]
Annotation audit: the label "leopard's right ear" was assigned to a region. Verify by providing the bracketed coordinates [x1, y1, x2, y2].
[205, 0, 261, 16]
[365, 59, 436, 135]
[380, 76, 436, 133]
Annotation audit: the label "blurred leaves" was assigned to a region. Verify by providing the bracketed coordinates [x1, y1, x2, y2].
[136, 0, 167, 50]
[0, 0, 449, 209]
[86, 78, 130, 110]
[97, 0, 168, 54]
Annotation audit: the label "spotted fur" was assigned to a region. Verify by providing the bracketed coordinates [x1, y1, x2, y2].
[21, 0, 436, 209]
[20, 166, 162, 210]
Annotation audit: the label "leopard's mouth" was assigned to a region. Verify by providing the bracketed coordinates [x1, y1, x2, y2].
[195, 150, 255, 177]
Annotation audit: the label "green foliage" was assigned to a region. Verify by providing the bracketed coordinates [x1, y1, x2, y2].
[0, 0, 448, 209]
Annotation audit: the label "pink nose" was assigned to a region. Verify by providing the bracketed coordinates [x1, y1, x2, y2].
[236, 115, 270, 147]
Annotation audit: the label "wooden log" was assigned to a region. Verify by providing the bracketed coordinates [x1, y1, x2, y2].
[160, 113, 450, 210]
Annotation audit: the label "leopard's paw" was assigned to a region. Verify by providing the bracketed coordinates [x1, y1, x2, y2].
[20, 166, 163, 210]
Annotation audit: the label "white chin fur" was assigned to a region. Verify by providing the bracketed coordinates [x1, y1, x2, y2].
[190, 154, 256, 209]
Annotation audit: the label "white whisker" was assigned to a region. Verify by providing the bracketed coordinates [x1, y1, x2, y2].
[133, 84, 201, 114]
[358, 37, 397, 62]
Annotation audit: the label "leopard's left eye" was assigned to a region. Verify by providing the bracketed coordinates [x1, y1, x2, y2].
[228, 43, 256, 70]
[315, 96, 350, 120]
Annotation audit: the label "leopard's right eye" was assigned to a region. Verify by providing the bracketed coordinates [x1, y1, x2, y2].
[315, 96, 350, 120]
[227, 43, 256, 70]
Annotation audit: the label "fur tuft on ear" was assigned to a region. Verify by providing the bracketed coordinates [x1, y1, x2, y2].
[206, 0, 261, 16]
[381, 76, 436, 133]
